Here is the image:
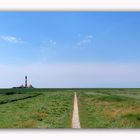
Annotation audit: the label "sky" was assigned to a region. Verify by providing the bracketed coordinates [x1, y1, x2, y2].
[0, 12, 140, 88]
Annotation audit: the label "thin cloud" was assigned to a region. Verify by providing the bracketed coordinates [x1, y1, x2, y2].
[42, 39, 56, 48]
[87, 35, 93, 39]
[77, 35, 93, 47]
[49, 40, 56, 46]
[1, 36, 23, 43]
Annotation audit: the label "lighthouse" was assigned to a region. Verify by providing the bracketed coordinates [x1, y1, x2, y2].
[24, 76, 33, 88]
[12, 76, 34, 88]
[25, 76, 27, 88]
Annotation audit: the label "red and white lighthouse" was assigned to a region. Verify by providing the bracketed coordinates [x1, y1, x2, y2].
[25, 76, 27, 88]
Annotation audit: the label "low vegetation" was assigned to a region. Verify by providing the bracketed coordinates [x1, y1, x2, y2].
[78, 89, 140, 128]
[0, 88, 139, 128]
[0, 89, 73, 128]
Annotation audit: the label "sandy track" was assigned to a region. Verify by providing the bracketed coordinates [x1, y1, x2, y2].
[71, 92, 81, 128]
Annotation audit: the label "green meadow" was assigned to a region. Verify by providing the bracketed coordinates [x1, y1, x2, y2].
[78, 88, 140, 128]
[0, 88, 139, 128]
[0, 88, 73, 128]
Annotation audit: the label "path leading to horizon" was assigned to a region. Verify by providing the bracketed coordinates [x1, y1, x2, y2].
[72, 92, 81, 128]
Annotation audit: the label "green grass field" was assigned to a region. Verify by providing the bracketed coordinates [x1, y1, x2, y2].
[0, 88, 73, 128]
[78, 88, 140, 128]
[0, 88, 139, 128]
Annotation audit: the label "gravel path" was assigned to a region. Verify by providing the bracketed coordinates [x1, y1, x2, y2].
[72, 92, 81, 128]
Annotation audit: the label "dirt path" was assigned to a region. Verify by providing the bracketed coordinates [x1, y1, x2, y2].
[72, 92, 81, 128]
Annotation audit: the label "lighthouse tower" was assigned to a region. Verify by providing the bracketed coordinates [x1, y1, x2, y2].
[25, 76, 27, 88]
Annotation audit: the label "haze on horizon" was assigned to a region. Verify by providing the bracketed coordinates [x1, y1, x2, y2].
[0, 12, 140, 88]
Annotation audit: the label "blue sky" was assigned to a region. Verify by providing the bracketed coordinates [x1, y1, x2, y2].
[0, 12, 140, 88]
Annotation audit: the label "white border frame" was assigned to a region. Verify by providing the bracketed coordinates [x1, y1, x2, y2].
[0, 0, 140, 11]
[0, 0, 140, 140]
